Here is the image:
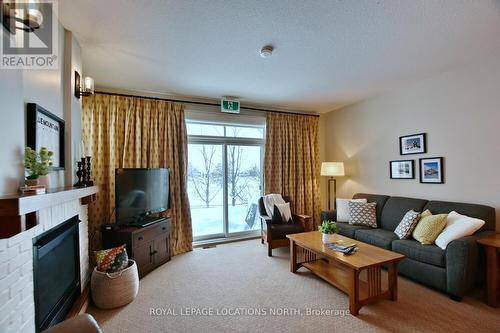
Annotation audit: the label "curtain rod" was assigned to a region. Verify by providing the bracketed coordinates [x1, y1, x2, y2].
[94, 91, 320, 117]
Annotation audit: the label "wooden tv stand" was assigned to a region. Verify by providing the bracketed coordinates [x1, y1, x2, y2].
[102, 218, 171, 278]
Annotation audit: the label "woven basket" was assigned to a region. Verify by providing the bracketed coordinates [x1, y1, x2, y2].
[91, 260, 139, 309]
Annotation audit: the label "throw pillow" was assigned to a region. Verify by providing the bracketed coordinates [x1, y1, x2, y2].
[272, 205, 284, 224]
[348, 201, 377, 228]
[276, 202, 293, 223]
[95, 244, 129, 273]
[412, 212, 448, 245]
[336, 198, 367, 222]
[434, 211, 485, 249]
[272, 205, 293, 224]
[394, 210, 421, 239]
[419, 209, 432, 219]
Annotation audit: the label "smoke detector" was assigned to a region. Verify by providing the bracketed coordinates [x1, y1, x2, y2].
[260, 45, 274, 58]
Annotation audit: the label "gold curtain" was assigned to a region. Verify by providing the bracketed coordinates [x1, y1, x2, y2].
[264, 112, 320, 229]
[82, 93, 192, 256]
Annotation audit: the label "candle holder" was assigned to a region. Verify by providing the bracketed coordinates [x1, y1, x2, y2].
[85, 156, 94, 186]
[81, 157, 87, 186]
[74, 161, 84, 187]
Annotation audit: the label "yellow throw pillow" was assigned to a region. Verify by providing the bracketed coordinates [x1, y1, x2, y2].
[412, 211, 448, 245]
[419, 209, 432, 219]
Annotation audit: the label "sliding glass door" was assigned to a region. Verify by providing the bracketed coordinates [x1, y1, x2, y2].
[187, 144, 224, 238]
[187, 122, 264, 241]
[227, 144, 262, 233]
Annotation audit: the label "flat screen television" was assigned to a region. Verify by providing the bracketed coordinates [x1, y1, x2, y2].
[115, 168, 170, 225]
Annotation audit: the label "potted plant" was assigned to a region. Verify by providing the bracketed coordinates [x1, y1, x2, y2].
[319, 220, 338, 243]
[24, 147, 53, 186]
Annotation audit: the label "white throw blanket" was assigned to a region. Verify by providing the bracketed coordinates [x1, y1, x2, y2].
[263, 193, 286, 218]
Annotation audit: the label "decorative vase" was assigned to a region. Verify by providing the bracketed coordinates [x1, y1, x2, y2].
[25, 178, 39, 186]
[322, 233, 336, 244]
[38, 175, 49, 188]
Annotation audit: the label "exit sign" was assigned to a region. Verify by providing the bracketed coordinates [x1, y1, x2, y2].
[221, 98, 240, 114]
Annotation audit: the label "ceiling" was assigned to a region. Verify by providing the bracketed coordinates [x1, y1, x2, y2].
[59, 0, 500, 113]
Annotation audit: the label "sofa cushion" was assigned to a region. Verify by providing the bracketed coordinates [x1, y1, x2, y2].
[434, 211, 485, 250]
[348, 201, 377, 228]
[269, 223, 304, 239]
[412, 212, 448, 245]
[392, 239, 446, 267]
[352, 193, 390, 226]
[336, 198, 367, 222]
[336, 222, 368, 238]
[424, 200, 496, 232]
[380, 197, 428, 231]
[354, 229, 398, 249]
[394, 210, 421, 239]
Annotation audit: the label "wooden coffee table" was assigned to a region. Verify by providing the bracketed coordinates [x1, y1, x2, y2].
[287, 231, 405, 315]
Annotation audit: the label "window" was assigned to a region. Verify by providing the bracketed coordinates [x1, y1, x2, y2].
[186, 122, 264, 139]
[186, 121, 265, 240]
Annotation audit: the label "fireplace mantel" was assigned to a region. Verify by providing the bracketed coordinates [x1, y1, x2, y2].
[0, 186, 98, 238]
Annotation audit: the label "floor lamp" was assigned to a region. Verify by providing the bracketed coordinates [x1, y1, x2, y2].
[321, 162, 345, 211]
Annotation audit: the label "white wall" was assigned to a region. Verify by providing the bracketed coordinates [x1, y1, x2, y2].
[0, 70, 24, 193]
[64, 31, 83, 186]
[324, 55, 500, 230]
[0, 21, 86, 333]
[0, 25, 82, 194]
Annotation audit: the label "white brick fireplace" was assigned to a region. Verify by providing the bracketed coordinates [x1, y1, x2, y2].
[0, 199, 91, 333]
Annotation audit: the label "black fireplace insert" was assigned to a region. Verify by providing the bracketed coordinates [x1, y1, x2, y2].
[33, 215, 81, 332]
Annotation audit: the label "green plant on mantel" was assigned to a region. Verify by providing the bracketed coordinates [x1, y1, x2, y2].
[24, 147, 53, 179]
[318, 220, 338, 234]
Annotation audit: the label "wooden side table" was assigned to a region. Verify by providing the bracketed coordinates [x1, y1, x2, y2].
[477, 234, 500, 307]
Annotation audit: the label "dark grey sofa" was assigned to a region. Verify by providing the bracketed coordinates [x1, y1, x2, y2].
[320, 193, 496, 300]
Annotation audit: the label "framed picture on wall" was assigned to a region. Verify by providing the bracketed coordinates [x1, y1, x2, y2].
[400, 133, 426, 155]
[27, 103, 65, 170]
[390, 160, 415, 179]
[419, 157, 444, 184]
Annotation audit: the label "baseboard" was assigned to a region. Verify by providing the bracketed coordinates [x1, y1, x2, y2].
[66, 284, 90, 318]
[193, 235, 260, 248]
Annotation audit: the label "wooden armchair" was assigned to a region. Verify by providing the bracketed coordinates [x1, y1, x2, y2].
[258, 195, 312, 256]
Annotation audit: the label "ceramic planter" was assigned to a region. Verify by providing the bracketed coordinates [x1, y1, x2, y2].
[322, 233, 336, 243]
[38, 175, 49, 188]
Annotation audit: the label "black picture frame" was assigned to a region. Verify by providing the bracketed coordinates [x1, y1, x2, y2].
[400, 133, 426, 155]
[390, 159, 415, 179]
[419, 157, 444, 184]
[74, 71, 81, 99]
[27, 103, 65, 170]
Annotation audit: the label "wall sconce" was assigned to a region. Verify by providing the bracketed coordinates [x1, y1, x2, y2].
[74, 71, 95, 98]
[1, 0, 43, 34]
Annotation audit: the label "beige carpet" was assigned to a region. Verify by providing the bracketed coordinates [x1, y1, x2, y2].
[88, 240, 500, 333]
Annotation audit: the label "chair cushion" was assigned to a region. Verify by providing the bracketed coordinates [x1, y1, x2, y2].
[392, 239, 446, 267]
[380, 196, 428, 231]
[270, 223, 304, 239]
[336, 222, 368, 238]
[354, 229, 398, 249]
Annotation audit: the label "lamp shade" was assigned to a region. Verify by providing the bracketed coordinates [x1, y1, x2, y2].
[321, 162, 345, 177]
[81, 76, 95, 96]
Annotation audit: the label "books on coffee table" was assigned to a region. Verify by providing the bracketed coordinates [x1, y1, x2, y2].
[327, 240, 358, 254]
